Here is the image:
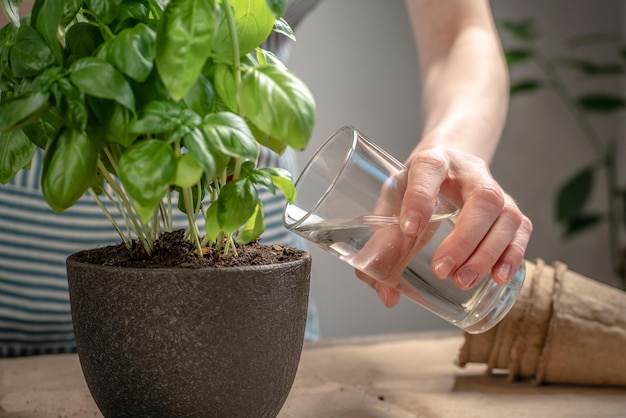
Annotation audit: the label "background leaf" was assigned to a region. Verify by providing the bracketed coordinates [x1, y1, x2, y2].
[577, 93, 626, 113]
[510, 79, 542, 96]
[555, 166, 594, 222]
[499, 19, 538, 41]
[504, 49, 534, 68]
[562, 212, 604, 237]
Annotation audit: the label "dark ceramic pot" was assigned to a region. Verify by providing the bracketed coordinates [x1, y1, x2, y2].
[66, 249, 311, 418]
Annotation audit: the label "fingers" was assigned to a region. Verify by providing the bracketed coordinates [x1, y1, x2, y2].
[434, 181, 507, 289]
[403, 146, 532, 290]
[399, 149, 448, 236]
[491, 215, 533, 284]
[355, 269, 402, 308]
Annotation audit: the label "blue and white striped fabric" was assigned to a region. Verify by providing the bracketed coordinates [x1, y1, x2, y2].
[0, 0, 322, 357]
[0, 148, 317, 357]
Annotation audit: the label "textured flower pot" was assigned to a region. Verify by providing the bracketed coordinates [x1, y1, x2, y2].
[66, 249, 311, 418]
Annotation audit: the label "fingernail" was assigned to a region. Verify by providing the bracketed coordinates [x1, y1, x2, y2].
[456, 267, 479, 289]
[401, 210, 421, 235]
[433, 255, 456, 278]
[495, 263, 511, 283]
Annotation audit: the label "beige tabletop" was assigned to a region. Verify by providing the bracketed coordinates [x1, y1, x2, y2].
[1, 331, 625, 417]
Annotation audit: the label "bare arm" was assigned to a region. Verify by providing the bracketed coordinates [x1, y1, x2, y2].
[360, 0, 532, 306]
[408, 0, 508, 162]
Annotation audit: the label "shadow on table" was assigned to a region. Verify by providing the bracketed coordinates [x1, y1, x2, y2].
[453, 372, 626, 396]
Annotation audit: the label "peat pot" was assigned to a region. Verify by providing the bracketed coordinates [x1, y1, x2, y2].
[66, 248, 312, 418]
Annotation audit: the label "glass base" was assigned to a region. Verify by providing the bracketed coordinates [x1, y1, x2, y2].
[456, 262, 526, 334]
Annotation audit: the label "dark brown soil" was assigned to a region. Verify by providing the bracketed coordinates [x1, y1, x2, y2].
[74, 230, 307, 269]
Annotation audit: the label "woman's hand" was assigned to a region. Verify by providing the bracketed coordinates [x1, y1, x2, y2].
[356, 145, 533, 308]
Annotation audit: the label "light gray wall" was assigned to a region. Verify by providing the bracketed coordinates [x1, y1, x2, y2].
[287, 0, 624, 338]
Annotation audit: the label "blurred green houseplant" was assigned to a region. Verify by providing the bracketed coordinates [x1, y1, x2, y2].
[501, 20, 625, 288]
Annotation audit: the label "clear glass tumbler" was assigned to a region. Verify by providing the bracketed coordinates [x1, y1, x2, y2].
[283, 126, 525, 334]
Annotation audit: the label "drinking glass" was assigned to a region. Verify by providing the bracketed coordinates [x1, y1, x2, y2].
[283, 126, 525, 334]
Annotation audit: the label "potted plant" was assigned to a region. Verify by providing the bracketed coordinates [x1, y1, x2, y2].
[0, 0, 316, 416]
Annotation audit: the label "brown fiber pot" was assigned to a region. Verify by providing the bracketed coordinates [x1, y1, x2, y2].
[66, 249, 311, 418]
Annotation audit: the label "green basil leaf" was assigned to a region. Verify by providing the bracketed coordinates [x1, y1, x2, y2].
[213, 0, 275, 61]
[31, 0, 64, 65]
[213, 62, 237, 112]
[265, 0, 287, 18]
[204, 201, 220, 242]
[130, 100, 192, 134]
[41, 128, 98, 212]
[240, 64, 315, 150]
[217, 177, 258, 232]
[155, 0, 216, 101]
[107, 23, 156, 82]
[272, 18, 294, 41]
[114, 0, 151, 31]
[182, 127, 217, 179]
[58, 77, 88, 131]
[174, 152, 203, 187]
[257, 166, 295, 202]
[70, 57, 136, 110]
[62, 0, 84, 26]
[255, 47, 286, 67]
[88, 101, 135, 147]
[239, 161, 272, 192]
[0, 91, 50, 131]
[235, 201, 264, 244]
[0, 18, 17, 49]
[118, 139, 177, 222]
[21, 108, 62, 149]
[65, 23, 105, 60]
[9, 25, 56, 77]
[0, 128, 36, 183]
[130, 67, 170, 108]
[201, 112, 257, 160]
[1, 0, 21, 27]
[85, 0, 123, 24]
[248, 121, 287, 155]
[176, 183, 204, 214]
[184, 72, 214, 116]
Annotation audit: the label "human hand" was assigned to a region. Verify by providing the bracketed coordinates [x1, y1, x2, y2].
[356, 145, 533, 308]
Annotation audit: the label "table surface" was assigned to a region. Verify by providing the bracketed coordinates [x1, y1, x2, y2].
[1, 331, 625, 418]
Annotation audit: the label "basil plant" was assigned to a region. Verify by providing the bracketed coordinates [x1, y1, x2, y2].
[0, 0, 316, 257]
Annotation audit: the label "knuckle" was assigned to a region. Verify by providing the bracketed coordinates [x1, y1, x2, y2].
[412, 148, 448, 171]
[521, 216, 534, 235]
[471, 184, 505, 211]
[501, 204, 524, 228]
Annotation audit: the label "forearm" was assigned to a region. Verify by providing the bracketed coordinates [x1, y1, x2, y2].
[405, 0, 508, 163]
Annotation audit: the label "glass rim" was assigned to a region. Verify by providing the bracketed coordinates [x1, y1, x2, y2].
[283, 125, 360, 230]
